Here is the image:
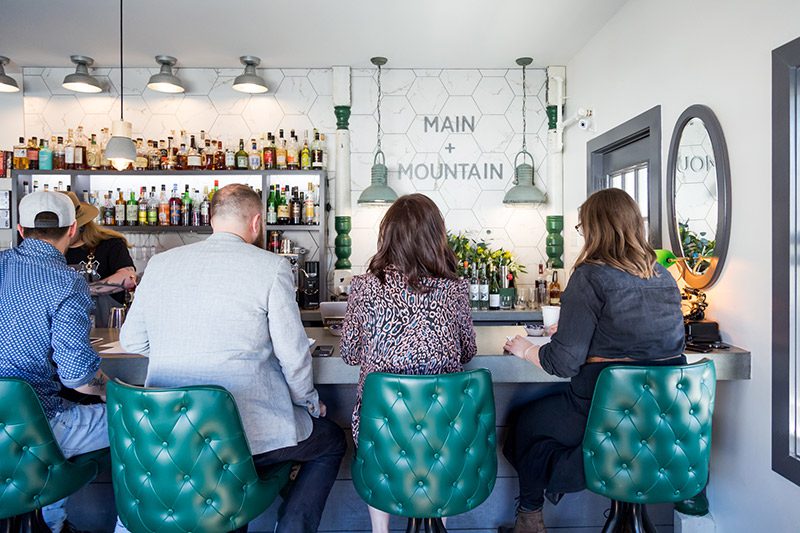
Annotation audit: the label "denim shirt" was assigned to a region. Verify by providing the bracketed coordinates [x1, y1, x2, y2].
[539, 263, 685, 378]
[0, 239, 99, 418]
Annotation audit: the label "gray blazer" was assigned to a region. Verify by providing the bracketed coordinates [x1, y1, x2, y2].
[120, 232, 320, 455]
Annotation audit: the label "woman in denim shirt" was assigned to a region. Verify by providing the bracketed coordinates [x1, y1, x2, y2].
[501, 189, 685, 533]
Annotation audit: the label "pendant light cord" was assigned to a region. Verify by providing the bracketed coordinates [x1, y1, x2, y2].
[521, 63, 527, 152]
[376, 63, 382, 152]
[119, 0, 124, 120]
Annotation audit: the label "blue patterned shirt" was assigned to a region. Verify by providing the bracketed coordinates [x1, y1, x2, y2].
[0, 239, 100, 418]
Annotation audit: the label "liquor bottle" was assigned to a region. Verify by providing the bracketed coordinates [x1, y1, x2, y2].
[208, 179, 220, 201]
[176, 143, 187, 170]
[38, 139, 53, 170]
[266, 185, 277, 224]
[276, 129, 287, 169]
[137, 187, 148, 226]
[13, 137, 28, 170]
[479, 263, 489, 311]
[187, 135, 202, 170]
[311, 130, 323, 169]
[26, 137, 39, 170]
[115, 189, 126, 227]
[199, 189, 211, 225]
[214, 141, 226, 170]
[145, 141, 158, 170]
[90, 192, 103, 225]
[191, 189, 202, 226]
[203, 139, 214, 170]
[134, 138, 148, 170]
[277, 187, 290, 224]
[549, 270, 562, 305]
[181, 185, 192, 226]
[319, 133, 328, 169]
[74, 127, 87, 170]
[300, 131, 311, 170]
[489, 266, 500, 310]
[286, 130, 299, 170]
[534, 263, 547, 309]
[147, 187, 159, 226]
[169, 184, 183, 226]
[304, 185, 314, 225]
[87, 134, 100, 169]
[158, 184, 170, 226]
[64, 129, 75, 170]
[291, 187, 302, 225]
[103, 191, 115, 225]
[126, 191, 138, 226]
[54, 180, 63, 192]
[469, 264, 480, 311]
[53, 136, 65, 170]
[223, 141, 235, 170]
[235, 138, 248, 170]
[263, 133, 276, 169]
[248, 139, 261, 170]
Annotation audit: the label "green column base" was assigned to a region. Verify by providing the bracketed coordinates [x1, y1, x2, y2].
[334, 106, 351, 130]
[546, 215, 564, 269]
[546, 105, 558, 130]
[335, 216, 352, 269]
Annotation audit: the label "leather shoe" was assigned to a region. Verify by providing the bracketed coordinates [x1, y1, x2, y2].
[498, 508, 546, 533]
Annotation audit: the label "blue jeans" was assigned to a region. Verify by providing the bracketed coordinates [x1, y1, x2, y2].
[44, 403, 109, 532]
[234, 416, 346, 533]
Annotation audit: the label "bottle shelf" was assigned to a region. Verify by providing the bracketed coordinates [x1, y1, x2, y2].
[11, 169, 327, 177]
[103, 225, 213, 234]
[265, 224, 320, 231]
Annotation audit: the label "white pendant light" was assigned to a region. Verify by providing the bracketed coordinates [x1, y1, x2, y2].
[0, 57, 20, 93]
[147, 55, 185, 93]
[62, 55, 103, 93]
[105, 0, 135, 171]
[233, 56, 268, 94]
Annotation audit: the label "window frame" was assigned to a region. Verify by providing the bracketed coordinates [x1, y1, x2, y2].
[772, 35, 800, 487]
[587, 106, 662, 247]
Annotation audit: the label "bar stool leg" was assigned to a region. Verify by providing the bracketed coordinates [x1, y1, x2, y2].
[15, 510, 49, 533]
[601, 500, 656, 533]
[405, 517, 424, 533]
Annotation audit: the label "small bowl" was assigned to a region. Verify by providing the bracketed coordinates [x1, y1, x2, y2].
[524, 324, 545, 337]
[328, 323, 343, 337]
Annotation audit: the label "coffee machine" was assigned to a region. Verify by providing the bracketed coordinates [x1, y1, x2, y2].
[300, 261, 320, 309]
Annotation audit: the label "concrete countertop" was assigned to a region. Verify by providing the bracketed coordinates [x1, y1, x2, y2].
[95, 326, 752, 385]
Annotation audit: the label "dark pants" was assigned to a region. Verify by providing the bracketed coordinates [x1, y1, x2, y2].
[503, 356, 686, 511]
[233, 416, 347, 533]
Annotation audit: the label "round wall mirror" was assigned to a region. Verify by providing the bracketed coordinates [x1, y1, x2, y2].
[666, 105, 731, 289]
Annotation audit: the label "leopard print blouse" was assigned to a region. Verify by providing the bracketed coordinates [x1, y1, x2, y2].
[340, 268, 477, 442]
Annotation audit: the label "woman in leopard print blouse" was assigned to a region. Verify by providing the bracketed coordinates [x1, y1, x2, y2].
[341, 193, 477, 532]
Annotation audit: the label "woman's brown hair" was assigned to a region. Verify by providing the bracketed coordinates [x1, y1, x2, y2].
[368, 193, 458, 292]
[79, 220, 131, 249]
[574, 188, 657, 279]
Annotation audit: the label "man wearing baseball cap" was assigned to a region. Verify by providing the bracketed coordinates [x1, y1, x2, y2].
[0, 191, 110, 533]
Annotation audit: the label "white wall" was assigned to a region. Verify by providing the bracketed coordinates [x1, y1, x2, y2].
[563, 0, 800, 530]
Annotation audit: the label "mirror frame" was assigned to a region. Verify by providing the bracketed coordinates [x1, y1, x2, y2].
[666, 104, 732, 289]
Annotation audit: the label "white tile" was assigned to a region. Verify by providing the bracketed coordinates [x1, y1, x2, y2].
[22, 76, 50, 115]
[348, 227, 379, 268]
[440, 70, 481, 96]
[352, 68, 374, 77]
[439, 175, 481, 210]
[241, 95, 283, 135]
[441, 133, 482, 165]
[142, 90, 185, 115]
[77, 92, 117, 115]
[506, 210, 546, 248]
[80, 114, 114, 137]
[348, 115, 377, 153]
[350, 152, 376, 191]
[381, 69, 416, 95]
[209, 114, 250, 145]
[505, 95, 546, 134]
[261, 69, 286, 93]
[119, 95, 150, 135]
[473, 77, 515, 115]
[401, 152, 446, 192]
[307, 69, 333, 96]
[109, 67, 152, 96]
[350, 75, 377, 115]
[474, 115, 515, 153]
[179, 68, 219, 96]
[42, 67, 77, 96]
[480, 69, 508, 77]
[308, 95, 337, 133]
[208, 77, 250, 115]
[381, 133, 415, 168]
[407, 77, 448, 115]
[505, 68, 547, 96]
[474, 192, 514, 229]
[445, 209, 481, 234]
[476, 153, 513, 191]
[277, 115, 315, 139]
[504, 134, 547, 172]
[23, 67, 44, 75]
[413, 69, 442, 77]
[176, 95, 219, 135]
[43, 95, 85, 135]
[281, 68, 310, 77]
[379, 95, 415, 134]
[141, 114, 184, 141]
[25, 114, 48, 139]
[406, 116, 448, 153]
[439, 96, 481, 127]
[275, 76, 317, 115]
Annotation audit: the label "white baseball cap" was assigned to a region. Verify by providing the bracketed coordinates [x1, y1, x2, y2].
[18, 191, 76, 228]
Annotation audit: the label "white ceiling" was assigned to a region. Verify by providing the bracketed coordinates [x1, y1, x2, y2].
[0, 0, 627, 70]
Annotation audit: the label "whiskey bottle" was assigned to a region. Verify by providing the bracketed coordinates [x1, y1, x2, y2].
[311, 130, 323, 169]
[53, 136, 65, 170]
[286, 130, 299, 170]
[277, 187, 290, 224]
[263, 133, 276, 169]
[64, 129, 75, 169]
[549, 270, 562, 305]
[103, 191, 115, 225]
[26, 137, 39, 170]
[187, 135, 202, 169]
[74, 126, 87, 170]
[248, 139, 261, 170]
[87, 134, 100, 169]
[300, 131, 311, 170]
[13, 137, 28, 170]
[134, 138, 148, 170]
[115, 189, 126, 227]
[214, 141, 226, 170]
[158, 184, 170, 226]
[276, 129, 287, 169]
[235, 138, 249, 169]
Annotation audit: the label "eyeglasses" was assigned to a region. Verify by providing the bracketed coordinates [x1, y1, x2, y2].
[575, 223, 583, 236]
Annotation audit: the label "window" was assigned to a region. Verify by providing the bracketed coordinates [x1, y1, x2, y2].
[587, 106, 662, 246]
[773, 35, 800, 486]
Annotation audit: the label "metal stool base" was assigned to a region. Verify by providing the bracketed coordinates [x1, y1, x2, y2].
[602, 500, 656, 533]
[0, 510, 50, 533]
[405, 517, 447, 533]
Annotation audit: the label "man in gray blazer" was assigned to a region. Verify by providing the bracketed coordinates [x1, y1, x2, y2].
[121, 184, 346, 533]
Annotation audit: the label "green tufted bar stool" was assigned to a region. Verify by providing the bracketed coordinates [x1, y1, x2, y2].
[582, 360, 716, 533]
[106, 380, 292, 533]
[352, 369, 497, 533]
[0, 378, 109, 532]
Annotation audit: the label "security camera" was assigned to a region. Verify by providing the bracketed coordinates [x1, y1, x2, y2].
[578, 117, 593, 130]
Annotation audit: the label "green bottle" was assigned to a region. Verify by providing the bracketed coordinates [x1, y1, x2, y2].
[235, 138, 248, 170]
[126, 191, 138, 226]
[267, 185, 277, 224]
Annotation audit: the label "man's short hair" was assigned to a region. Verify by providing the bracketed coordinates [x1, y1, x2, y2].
[22, 212, 70, 241]
[210, 184, 262, 222]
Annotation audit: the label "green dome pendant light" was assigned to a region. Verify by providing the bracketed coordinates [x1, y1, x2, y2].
[503, 57, 546, 205]
[105, 0, 136, 171]
[357, 57, 398, 206]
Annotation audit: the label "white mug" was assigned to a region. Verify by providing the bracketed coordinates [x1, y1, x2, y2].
[541, 305, 561, 331]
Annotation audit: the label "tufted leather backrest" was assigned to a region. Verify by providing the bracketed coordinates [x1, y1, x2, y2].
[351, 369, 497, 518]
[582, 360, 716, 504]
[0, 378, 102, 518]
[107, 380, 282, 533]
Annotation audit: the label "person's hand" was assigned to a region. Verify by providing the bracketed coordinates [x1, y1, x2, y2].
[105, 269, 137, 290]
[318, 401, 327, 418]
[547, 324, 558, 337]
[504, 335, 535, 361]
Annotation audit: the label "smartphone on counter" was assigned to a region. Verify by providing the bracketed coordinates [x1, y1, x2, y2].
[313, 345, 334, 357]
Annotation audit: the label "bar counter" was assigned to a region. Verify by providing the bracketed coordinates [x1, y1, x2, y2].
[95, 326, 752, 385]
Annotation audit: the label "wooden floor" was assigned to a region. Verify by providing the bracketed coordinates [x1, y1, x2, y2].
[67, 383, 675, 532]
